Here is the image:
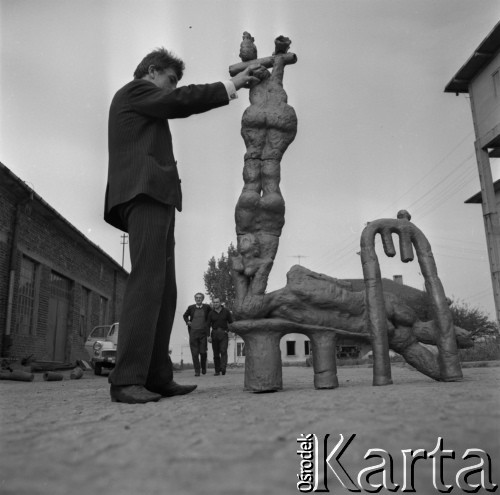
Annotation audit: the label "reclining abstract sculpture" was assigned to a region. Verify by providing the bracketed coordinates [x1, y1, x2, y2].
[228, 33, 467, 392]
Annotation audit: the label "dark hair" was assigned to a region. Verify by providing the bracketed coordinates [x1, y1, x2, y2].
[133, 47, 185, 80]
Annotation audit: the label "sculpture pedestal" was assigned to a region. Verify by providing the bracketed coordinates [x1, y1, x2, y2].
[309, 330, 339, 389]
[231, 319, 340, 392]
[241, 329, 284, 392]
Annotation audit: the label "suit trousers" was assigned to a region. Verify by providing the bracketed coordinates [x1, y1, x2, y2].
[189, 331, 207, 373]
[109, 196, 176, 387]
[211, 329, 229, 373]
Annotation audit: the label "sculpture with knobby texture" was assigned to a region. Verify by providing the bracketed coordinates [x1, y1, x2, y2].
[229, 33, 466, 392]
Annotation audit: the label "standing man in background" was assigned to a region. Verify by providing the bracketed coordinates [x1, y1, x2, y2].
[207, 297, 233, 376]
[104, 47, 260, 403]
[183, 293, 211, 376]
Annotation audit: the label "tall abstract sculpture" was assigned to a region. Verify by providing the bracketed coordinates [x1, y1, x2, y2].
[228, 33, 466, 392]
[232, 32, 298, 297]
[230, 33, 305, 392]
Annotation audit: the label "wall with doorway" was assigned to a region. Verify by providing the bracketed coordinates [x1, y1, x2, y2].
[0, 162, 127, 363]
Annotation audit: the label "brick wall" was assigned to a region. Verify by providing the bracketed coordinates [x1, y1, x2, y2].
[0, 168, 127, 363]
[0, 187, 17, 356]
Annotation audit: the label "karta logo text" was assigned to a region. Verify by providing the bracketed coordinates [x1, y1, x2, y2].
[296, 433, 497, 493]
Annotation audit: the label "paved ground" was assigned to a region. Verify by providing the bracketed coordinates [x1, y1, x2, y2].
[1, 363, 499, 495]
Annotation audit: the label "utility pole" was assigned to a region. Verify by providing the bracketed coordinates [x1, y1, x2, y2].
[120, 234, 128, 268]
[290, 254, 307, 266]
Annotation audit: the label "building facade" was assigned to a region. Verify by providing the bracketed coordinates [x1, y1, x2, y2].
[0, 162, 128, 363]
[445, 21, 500, 322]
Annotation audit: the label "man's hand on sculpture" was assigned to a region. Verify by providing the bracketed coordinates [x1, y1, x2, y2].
[231, 64, 263, 89]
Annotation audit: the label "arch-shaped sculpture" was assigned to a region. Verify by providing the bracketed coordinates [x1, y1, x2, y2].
[361, 210, 463, 385]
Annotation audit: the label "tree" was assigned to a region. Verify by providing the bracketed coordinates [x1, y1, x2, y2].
[393, 288, 498, 338]
[449, 299, 499, 338]
[203, 243, 238, 310]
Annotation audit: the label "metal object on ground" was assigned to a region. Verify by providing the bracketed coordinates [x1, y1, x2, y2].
[0, 370, 35, 382]
[43, 371, 64, 381]
[70, 367, 84, 379]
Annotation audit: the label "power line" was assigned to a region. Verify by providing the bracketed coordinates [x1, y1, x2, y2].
[409, 158, 476, 219]
[375, 131, 474, 219]
[312, 135, 483, 277]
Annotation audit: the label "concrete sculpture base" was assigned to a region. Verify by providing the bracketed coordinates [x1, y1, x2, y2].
[231, 318, 340, 392]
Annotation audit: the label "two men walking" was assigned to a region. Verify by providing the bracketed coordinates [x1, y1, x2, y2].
[183, 294, 233, 376]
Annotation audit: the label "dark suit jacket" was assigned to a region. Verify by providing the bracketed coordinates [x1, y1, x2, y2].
[183, 304, 212, 337]
[105, 78, 229, 231]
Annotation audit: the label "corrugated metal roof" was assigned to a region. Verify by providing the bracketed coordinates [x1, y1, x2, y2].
[444, 21, 500, 94]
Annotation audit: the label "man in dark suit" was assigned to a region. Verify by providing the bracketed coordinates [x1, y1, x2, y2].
[104, 48, 259, 403]
[207, 297, 234, 376]
[182, 293, 211, 376]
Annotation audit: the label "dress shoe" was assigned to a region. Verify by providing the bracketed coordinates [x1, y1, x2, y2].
[110, 385, 162, 404]
[195, 372, 200, 376]
[146, 381, 197, 397]
[214, 372, 220, 376]
[201, 369, 206, 375]
[221, 370, 226, 375]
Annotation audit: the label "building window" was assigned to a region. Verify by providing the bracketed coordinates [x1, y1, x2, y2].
[50, 271, 71, 298]
[286, 340, 296, 356]
[304, 340, 311, 356]
[99, 296, 108, 325]
[15, 256, 39, 335]
[493, 70, 500, 98]
[80, 287, 91, 338]
[237, 342, 245, 357]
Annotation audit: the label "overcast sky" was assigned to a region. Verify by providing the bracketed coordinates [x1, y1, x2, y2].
[1, 0, 499, 361]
